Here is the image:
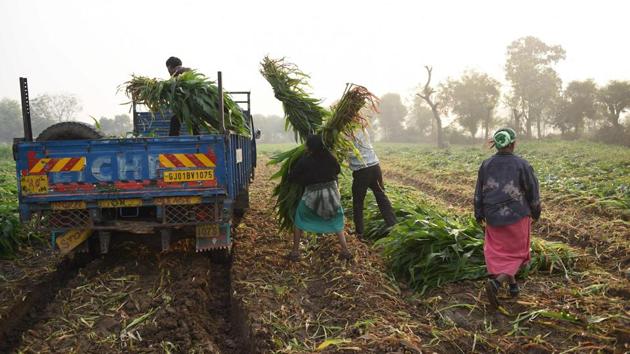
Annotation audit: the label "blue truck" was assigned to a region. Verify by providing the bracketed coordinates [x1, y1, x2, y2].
[13, 74, 257, 256]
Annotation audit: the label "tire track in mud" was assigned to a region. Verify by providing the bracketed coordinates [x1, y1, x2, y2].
[0, 253, 93, 353]
[10, 240, 248, 354]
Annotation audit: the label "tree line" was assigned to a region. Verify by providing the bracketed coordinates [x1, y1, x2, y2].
[250, 36, 629, 147]
[377, 36, 629, 147]
[2, 36, 628, 146]
[0, 94, 131, 143]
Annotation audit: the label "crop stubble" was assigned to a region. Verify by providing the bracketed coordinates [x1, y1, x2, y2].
[15, 241, 240, 353]
[377, 143, 630, 274]
[231, 151, 628, 353]
[2, 143, 629, 353]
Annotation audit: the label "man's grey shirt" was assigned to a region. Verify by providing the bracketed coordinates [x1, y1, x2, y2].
[348, 131, 379, 171]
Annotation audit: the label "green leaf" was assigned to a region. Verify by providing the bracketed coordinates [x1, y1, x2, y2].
[316, 338, 351, 351]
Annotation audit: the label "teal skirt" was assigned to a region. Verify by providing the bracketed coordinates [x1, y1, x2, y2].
[294, 200, 344, 234]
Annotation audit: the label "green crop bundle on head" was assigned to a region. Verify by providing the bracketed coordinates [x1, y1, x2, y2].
[322, 84, 378, 162]
[260, 57, 328, 142]
[261, 57, 377, 231]
[122, 70, 249, 136]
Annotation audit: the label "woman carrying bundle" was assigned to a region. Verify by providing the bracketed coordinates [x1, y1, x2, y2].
[285, 135, 352, 261]
[474, 128, 541, 308]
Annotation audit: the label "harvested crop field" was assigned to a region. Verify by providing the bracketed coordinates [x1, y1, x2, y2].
[6, 241, 240, 353]
[231, 143, 629, 353]
[1, 141, 629, 353]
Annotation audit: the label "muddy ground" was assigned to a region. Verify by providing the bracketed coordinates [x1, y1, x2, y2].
[231, 158, 629, 353]
[0, 155, 628, 353]
[379, 160, 630, 274]
[4, 240, 238, 354]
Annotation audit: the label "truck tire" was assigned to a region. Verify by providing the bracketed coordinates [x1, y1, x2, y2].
[234, 188, 250, 218]
[36, 122, 103, 141]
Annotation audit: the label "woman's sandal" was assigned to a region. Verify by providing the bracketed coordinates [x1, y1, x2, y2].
[284, 250, 301, 262]
[485, 278, 501, 309]
[509, 283, 520, 298]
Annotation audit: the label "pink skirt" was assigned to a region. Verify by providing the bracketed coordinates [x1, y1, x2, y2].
[484, 216, 531, 276]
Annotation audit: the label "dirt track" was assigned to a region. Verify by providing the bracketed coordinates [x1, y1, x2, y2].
[6, 241, 240, 354]
[231, 157, 630, 353]
[1, 155, 628, 353]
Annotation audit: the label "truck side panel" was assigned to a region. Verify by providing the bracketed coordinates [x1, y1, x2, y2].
[16, 136, 231, 209]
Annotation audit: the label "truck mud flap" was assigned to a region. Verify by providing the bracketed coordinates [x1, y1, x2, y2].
[196, 223, 230, 252]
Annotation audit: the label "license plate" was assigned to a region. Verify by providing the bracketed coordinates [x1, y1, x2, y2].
[163, 169, 215, 183]
[98, 199, 143, 208]
[21, 175, 49, 195]
[51, 201, 87, 210]
[196, 224, 220, 238]
[155, 196, 202, 205]
[55, 229, 92, 255]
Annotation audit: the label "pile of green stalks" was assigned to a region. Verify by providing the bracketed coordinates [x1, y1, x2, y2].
[339, 177, 577, 294]
[123, 70, 249, 136]
[262, 57, 377, 231]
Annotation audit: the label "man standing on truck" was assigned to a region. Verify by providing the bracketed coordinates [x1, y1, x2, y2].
[348, 129, 397, 239]
[166, 56, 191, 78]
[165, 56, 193, 136]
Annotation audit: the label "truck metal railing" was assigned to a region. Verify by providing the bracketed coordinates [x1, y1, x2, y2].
[226, 91, 251, 115]
[19, 77, 33, 142]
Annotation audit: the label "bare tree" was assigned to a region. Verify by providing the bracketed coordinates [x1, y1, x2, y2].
[31, 94, 82, 122]
[417, 66, 445, 148]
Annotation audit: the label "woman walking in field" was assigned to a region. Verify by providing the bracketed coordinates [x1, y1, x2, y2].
[285, 135, 352, 261]
[474, 128, 541, 308]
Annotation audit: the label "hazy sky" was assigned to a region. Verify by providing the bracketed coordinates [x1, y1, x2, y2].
[1, 0, 628, 121]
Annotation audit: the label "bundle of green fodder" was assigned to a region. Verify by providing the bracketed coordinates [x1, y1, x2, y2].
[339, 178, 577, 294]
[123, 70, 249, 135]
[260, 57, 327, 142]
[261, 56, 377, 231]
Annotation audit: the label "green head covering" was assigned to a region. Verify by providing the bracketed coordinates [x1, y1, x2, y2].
[493, 128, 516, 149]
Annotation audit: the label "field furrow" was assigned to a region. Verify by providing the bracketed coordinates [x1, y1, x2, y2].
[378, 145, 630, 274]
[2, 142, 628, 353]
[230, 151, 629, 353]
[9, 242, 242, 354]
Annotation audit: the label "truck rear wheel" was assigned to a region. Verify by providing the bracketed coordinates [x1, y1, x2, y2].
[234, 188, 250, 218]
[37, 122, 103, 141]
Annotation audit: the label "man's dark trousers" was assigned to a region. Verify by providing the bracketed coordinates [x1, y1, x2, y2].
[352, 164, 396, 235]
